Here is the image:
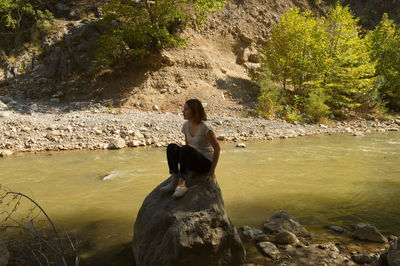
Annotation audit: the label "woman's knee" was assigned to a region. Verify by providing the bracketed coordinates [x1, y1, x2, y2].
[167, 143, 180, 153]
[179, 145, 193, 155]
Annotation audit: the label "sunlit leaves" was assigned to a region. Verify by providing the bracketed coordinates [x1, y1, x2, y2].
[366, 13, 400, 110]
[258, 4, 378, 121]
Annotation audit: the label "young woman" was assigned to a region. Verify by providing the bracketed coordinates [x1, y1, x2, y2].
[160, 99, 221, 198]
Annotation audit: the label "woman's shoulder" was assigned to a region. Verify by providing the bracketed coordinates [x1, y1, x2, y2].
[200, 120, 213, 132]
[181, 121, 189, 133]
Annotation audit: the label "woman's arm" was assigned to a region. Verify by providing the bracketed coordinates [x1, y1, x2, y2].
[184, 133, 188, 145]
[205, 130, 220, 180]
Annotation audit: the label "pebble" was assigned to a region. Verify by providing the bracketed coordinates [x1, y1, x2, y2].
[236, 143, 246, 148]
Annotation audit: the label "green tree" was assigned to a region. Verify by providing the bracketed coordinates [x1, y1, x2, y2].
[321, 4, 376, 111]
[367, 13, 400, 110]
[0, 0, 52, 30]
[256, 4, 378, 121]
[263, 8, 326, 97]
[93, 0, 226, 71]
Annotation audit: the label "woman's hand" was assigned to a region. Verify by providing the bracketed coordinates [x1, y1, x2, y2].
[204, 170, 215, 181]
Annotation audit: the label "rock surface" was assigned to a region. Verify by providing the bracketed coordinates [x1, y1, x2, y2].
[0, 239, 9, 266]
[239, 226, 268, 242]
[353, 223, 388, 243]
[263, 210, 310, 237]
[132, 175, 245, 266]
[275, 230, 299, 245]
[283, 242, 355, 265]
[388, 238, 400, 266]
[256, 241, 280, 260]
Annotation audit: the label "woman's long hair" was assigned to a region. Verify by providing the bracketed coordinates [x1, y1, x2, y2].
[186, 99, 207, 123]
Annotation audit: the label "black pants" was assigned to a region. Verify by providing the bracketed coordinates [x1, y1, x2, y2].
[167, 143, 212, 180]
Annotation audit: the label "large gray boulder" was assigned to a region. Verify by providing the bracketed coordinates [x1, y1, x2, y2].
[263, 210, 310, 237]
[132, 176, 245, 266]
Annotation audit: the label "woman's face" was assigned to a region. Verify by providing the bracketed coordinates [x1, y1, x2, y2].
[183, 103, 192, 120]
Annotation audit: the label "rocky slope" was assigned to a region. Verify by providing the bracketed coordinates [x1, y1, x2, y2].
[0, 0, 322, 114]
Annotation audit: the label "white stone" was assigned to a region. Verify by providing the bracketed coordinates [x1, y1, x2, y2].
[108, 137, 126, 149]
[0, 150, 13, 157]
[152, 105, 160, 111]
[236, 143, 246, 148]
[345, 127, 353, 133]
[0, 101, 7, 110]
[0, 111, 11, 118]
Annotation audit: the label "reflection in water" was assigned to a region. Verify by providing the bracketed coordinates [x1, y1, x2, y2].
[0, 132, 399, 261]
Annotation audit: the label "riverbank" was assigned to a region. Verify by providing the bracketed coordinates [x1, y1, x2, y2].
[1, 101, 400, 157]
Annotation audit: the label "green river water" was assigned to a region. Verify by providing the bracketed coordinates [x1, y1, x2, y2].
[1, 132, 399, 263]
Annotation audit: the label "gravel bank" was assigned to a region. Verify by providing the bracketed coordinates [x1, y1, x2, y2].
[1, 101, 400, 157]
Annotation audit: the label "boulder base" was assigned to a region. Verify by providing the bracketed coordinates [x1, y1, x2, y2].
[132, 175, 245, 266]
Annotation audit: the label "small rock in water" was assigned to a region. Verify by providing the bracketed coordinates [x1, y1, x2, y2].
[236, 143, 246, 148]
[353, 132, 365, 136]
[127, 140, 141, 147]
[0, 150, 13, 157]
[239, 226, 268, 242]
[354, 223, 388, 243]
[256, 242, 280, 260]
[275, 231, 299, 245]
[351, 254, 373, 264]
[328, 225, 346, 233]
[263, 210, 310, 237]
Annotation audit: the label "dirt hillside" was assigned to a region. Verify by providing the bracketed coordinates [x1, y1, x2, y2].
[88, 0, 317, 115]
[0, 0, 321, 116]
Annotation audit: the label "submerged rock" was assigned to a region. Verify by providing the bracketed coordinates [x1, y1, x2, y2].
[132, 175, 245, 266]
[0, 239, 9, 266]
[263, 210, 310, 237]
[353, 223, 388, 243]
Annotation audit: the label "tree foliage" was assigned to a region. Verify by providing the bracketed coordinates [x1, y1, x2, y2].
[367, 13, 400, 111]
[257, 4, 379, 122]
[93, 0, 226, 71]
[0, 0, 52, 30]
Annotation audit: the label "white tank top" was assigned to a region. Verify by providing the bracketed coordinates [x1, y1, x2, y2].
[181, 121, 214, 161]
